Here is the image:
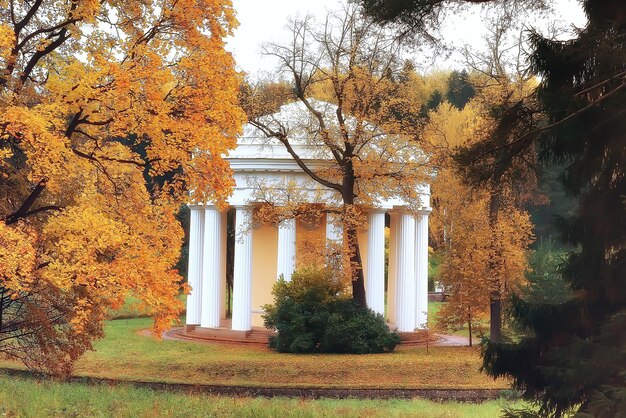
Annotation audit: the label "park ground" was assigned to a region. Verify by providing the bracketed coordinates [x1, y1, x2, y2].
[0, 373, 523, 417]
[0, 316, 501, 389]
[0, 302, 517, 417]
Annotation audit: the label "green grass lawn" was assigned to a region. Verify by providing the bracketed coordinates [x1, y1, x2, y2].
[0, 301, 516, 417]
[0, 372, 523, 418]
[0, 317, 507, 390]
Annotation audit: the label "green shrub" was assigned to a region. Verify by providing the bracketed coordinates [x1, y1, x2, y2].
[263, 267, 400, 354]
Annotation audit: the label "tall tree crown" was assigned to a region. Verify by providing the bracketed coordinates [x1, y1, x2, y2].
[0, 0, 244, 375]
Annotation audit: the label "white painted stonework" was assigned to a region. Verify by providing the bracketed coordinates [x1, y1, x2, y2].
[187, 102, 432, 333]
[276, 218, 296, 281]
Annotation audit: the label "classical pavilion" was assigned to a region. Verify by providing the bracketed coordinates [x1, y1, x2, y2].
[185, 102, 432, 336]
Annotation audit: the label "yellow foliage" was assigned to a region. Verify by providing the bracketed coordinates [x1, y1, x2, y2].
[425, 90, 535, 342]
[0, 24, 14, 61]
[0, 222, 37, 295]
[0, 0, 244, 374]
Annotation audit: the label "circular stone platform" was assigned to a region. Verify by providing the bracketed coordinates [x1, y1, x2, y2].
[163, 319, 441, 346]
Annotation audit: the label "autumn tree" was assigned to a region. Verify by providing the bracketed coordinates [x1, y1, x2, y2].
[241, 6, 428, 307]
[0, 0, 244, 375]
[425, 102, 533, 346]
[434, 186, 493, 347]
[422, 17, 544, 342]
[456, 81, 542, 342]
[436, 195, 533, 347]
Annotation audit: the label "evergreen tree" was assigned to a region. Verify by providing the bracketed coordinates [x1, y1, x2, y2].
[483, 3, 626, 416]
[361, 1, 626, 416]
[419, 89, 443, 117]
[446, 70, 475, 109]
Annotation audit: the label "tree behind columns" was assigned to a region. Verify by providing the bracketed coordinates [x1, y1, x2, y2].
[420, 18, 544, 341]
[242, 6, 429, 307]
[425, 101, 534, 347]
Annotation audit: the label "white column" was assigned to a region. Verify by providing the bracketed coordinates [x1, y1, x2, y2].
[219, 211, 228, 320]
[386, 213, 398, 323]
[415, 210, 430, 329]
[366, 210, 386, 316]
[276, 218, 296, 281]
[325, 212, 343, 243]
[395, 211, 416, 332]
[186, 206, 204, 325]
[200, 206, 224, 329]
[232, 206, 253, 331]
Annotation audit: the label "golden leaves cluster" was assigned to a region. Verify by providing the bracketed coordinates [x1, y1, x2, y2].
[0, 0, 244, 372]
[425, 97, 534, 337]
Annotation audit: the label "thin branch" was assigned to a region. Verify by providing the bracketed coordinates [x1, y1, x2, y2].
[250, 121, 343, 192]
[479, 80, 626, 159]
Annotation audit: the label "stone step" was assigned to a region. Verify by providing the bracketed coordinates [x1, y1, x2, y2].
[175, 325, 438, 347]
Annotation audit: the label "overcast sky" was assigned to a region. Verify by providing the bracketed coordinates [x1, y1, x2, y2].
[227, 0, 587, 78]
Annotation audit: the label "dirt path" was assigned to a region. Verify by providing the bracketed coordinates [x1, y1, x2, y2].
[434, 334, 470, 347]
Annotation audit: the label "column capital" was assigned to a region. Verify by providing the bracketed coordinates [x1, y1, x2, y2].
[188, 203, 224, 211]
[366, 207, 387, 214]
[388, 205, 412, 215]
[204, 204, 222, 211]
[277, 216, 297, 227]
[416, 207, 433, 216]
[232, 204, 252, 210]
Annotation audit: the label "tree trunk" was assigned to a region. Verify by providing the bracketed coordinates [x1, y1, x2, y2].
[468, 312, 473, 347]
[226, 209, 235, 318]
[489, 295, 502, 343]
[347, 225, 367, 307]
[342, 158, 367, 308]
[5, 178, 47, 224]
[488, 185, 502, 342]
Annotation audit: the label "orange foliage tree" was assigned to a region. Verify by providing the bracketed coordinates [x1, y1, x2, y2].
[0, 0, 244, 375]
[241, 7, 429, 307]
[425, 102, 534, 345]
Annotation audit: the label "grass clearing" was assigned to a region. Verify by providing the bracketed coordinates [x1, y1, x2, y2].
[0, 372, 523, 418]
[1, 317, 507, 389]
[0, 302, 515, 416]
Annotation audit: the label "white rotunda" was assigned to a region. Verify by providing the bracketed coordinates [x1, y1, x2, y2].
[186, 101, 432, 336]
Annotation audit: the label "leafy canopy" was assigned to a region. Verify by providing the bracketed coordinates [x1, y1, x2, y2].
[242, 7, 431, 306]
[0, 0, 244, 375]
